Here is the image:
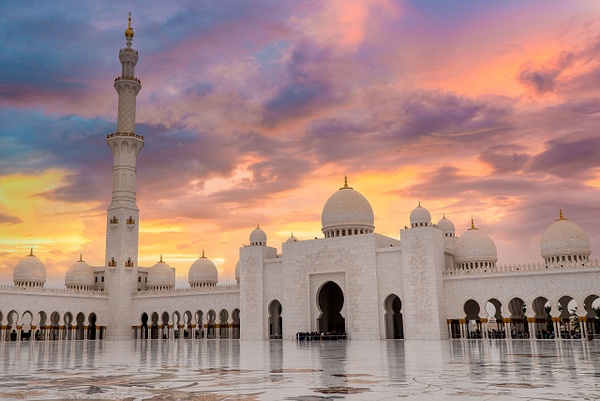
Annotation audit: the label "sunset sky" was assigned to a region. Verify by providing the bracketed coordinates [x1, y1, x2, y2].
[2, 1, 600, 287]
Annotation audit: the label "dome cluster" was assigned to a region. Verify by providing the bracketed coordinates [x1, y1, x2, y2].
[321, 177, 374, 238]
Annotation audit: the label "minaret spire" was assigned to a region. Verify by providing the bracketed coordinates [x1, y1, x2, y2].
[104, 15, 144, 340]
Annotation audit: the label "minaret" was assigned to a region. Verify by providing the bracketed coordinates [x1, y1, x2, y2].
[105, 13, 143, 340]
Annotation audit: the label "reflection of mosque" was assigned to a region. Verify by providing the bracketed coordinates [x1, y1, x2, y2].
[0, 17, 599, 343]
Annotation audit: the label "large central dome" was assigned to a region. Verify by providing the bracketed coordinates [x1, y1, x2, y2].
[321, 177, 374, 238]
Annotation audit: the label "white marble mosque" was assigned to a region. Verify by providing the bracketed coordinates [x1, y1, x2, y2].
[1, 16, 599, 345]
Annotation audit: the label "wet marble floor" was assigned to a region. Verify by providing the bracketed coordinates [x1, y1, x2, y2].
[0, 339, 599, 400]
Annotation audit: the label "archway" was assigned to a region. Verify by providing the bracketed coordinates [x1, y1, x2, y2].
[508, 298, 528, 338]
[485, 299, 504, 339]
[231, 309, 240, 339]
[219, 309, 229, 339]
[207, 310, 216, 339]
[140, 313, 149, 339]
[584, 295, 599, 337]
[50, 311, 60, 341]
[75, 312, 85, 340]
[6, 310, 18, 341]
[150, 312, 159, 339]
[384, 294, 403, 339]
[317, 281, 345, 334]
[464, 299, 481, 338]
[184, 311, 193, 339]
[195, 310, 204, 338]
[161, 312, 170, 339]
[268, 300, 282, 339]
[37, 312, 47, 341]
[88, 313, 97, 340]
[21, 311, 33, 341]
[532, 297, 552, 338]
[558, 296, 578, 338]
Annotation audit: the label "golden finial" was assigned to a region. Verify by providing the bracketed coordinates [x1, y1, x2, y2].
[469, 218, 478, 230]
[556, 208, 567, 221]
[442, 213, 446, 219]
[125, 11, 134, 38]
[201, 249, 206, 258]
[418, 200, 421, 208]
[79, 253, 83, 262]
[29, 247, 34, 256]
[340, 175, 353, 190]
[159, 254, 163, 263]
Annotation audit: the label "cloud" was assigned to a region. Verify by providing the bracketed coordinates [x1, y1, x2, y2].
[0, 213, 22, 225]
[479, 145, 530, 174]
[528, 136, 600, 179]
[262, 40, 344, 126]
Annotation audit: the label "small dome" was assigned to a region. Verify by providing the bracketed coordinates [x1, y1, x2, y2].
[65, 255, 95, 289]
[286, 233, 299, 243]
[147, 257, 174, 289]
[250, 225, 267, 246]
[410, 203, 432, 227]
[234, 260, 240, 284]
[321, 177, 375, 237]
[540, 210, 590, 260]
[188, 251, 218, 287]
[124, 14, 134, 38]
[13, 250, 46, 287]
[454, 220, 497, 266]
[437, 215, 455, 235]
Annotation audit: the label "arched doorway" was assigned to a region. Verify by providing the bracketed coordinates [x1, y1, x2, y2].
[268, 300, 282, 339]
[75, 312, 85, 340]
[140, 313, 149, 339]
[317, 281, 345, 334]
[384, 294, 403, 339]
[464, 299, 481, 339]
[231, 309, 240, 339]
[88, 313, 97, 340]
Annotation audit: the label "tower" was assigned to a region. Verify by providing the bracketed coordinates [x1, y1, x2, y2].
[105, 13, 143, 340]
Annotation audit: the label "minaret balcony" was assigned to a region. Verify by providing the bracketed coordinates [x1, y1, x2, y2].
[114, 76, 141, 84]
[107, 132, 144, 140]
[110, 217, 119, 225]
[108, 258, 117, 267]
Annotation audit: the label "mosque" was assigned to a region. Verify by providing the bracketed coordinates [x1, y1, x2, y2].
[1, 18, 599, 343]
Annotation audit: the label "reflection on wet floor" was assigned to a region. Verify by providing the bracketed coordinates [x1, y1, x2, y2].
[0, 339, 599, 400]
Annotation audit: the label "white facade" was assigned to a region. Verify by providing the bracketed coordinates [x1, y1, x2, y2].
[0, 20, 599, 343]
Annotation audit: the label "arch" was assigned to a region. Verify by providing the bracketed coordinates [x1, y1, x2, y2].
[21, 311, 33, 341]
[507, 298, 528, 338]
[384, 294, 403, 339]
[463, 299, 481, 339]
[219, 309, 229, 339]
[88, 313, 97, 340]
[140, 313, 149, 339]
[172, 311, 181, 339]
[317, 281, 345, 334]
[184, 311, 193, 339]
[37, 311, 47, 341]
[206, 310, 216, 339]
[485, 299, 504, 339]
[48, 311, 60, 341]
[531, 296, 553, 338]
[231, 309, 240, 339]
[268, 300, 282, 339]
[150, 312, 159, 339]
[557, 295, 578, 339]
[195, 310, 204, 338]
[161, 312, 170, 339]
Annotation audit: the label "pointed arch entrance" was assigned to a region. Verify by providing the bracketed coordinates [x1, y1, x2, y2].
[317, 281, 345, 333]
[268, 300, 282, 339]
[384, 294, 404, 339]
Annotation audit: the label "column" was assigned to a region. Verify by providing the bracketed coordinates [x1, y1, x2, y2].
[481, 318, 488, 339]
[447, 320, 452, 339]
[503, 318, 511, 339]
